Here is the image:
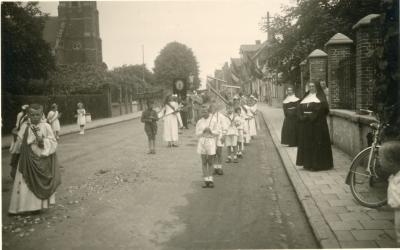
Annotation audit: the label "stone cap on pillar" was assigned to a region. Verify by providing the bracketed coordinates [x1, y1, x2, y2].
[352, 14, 380, 30]
[308, 49, 327, 58]
[325, 33, 353, 46]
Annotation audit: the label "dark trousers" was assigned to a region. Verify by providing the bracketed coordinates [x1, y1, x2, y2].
[180, 111, 188, 128]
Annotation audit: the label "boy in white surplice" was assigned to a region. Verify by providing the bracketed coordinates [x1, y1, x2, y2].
[9, 104, 61, 214]
[196, 103, 219, 188]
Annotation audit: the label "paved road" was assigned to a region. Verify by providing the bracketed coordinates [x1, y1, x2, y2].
[2, 115, 318, 249]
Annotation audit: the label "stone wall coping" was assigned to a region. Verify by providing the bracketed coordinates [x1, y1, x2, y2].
[352, 14, 380, 30]
[325, 33, 354, 46]
[308, 49, 328, 58]
[329, 109, 377, 125]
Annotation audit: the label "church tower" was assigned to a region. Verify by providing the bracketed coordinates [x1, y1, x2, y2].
[55, 1, 102, 65]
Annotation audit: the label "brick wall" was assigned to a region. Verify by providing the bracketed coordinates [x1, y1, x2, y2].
[353, 16, 381, 110]
[308, 57, 327, 84]
[326, 35, 354, 109]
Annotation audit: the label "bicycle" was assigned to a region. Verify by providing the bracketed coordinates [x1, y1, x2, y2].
[346, 109, 390, 208]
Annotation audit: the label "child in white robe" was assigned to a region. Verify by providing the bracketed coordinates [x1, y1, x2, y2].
[212, 108, 227, 175]
[247, 96, 258, 138]
[76, 102, 86, 135]
[381, 141, 400, 247]
[196, 104, 219, 188]
[9, 104, 29, 179]
[224, 103, 239, 163]
[47, 103, 61, 140]
[9, 104, 60, 214]
[235, 107, 245, 159]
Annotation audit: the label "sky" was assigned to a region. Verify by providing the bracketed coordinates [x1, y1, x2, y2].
[38, 0, 295, 85]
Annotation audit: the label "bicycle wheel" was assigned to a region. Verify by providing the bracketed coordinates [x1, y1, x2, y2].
[349, 147, 387, 208]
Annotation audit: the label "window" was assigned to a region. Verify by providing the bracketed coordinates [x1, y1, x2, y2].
[72, 42, 82, 50]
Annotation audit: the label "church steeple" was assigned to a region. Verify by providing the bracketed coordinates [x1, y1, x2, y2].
[55, 1, 102, 65]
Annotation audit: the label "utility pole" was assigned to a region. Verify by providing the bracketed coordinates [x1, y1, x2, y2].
[267, 12, 271, 41]
[142, 45, 145, 83]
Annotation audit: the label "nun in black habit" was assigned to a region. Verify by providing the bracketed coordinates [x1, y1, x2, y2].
[281, 86, 300, 147]
[296, 82, 333, 171]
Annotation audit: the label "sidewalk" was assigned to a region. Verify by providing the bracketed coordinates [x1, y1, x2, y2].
[2, 111, 142, 149]
[258, 103, 396, 248]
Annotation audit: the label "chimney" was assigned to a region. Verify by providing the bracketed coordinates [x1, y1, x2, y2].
[255, 40, 261, 45]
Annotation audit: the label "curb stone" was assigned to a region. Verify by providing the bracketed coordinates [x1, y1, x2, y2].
[258, 111, 341, 249]
[2, 112, 142, 150]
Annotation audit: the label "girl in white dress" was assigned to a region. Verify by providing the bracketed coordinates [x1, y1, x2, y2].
[47, 103, 61, 139]
[76, 102, 86, 135]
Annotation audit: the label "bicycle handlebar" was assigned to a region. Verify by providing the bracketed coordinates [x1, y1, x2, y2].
[360, 109, 374, 115]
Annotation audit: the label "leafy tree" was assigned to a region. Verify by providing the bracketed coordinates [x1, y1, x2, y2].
[153, 42, 200, 91]
[260, 0, 381, 83]
[47, 63, 109, 95]
[111, 64, 155, 86]
[372, 0, 399, 139]
[108, 64, 152, 90]
[1, 2, 55, 94]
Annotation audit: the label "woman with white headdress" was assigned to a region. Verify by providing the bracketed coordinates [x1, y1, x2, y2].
[296, 82, 333, 171]
[281, 86, 299, 147]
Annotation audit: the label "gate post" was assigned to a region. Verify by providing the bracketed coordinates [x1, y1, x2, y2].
[325, 33, 354, 109]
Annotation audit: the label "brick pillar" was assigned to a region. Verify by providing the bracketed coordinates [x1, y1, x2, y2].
[353, 14, 381, 110]
[308, 49, 328, 84]
[325, 33, 354, 109]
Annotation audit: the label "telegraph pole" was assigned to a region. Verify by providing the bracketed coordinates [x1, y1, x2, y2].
[142, 45, 145, 83]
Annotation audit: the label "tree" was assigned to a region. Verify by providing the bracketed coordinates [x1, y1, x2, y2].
[112, 64, 155, 86]
[46, 63, 108, 95]
[108, 64, 152, 90]
[1, 2, 55, 94]
[153, 42, 200, 91]
[260, 0, 381, 83]
[372, 0, 399, 139]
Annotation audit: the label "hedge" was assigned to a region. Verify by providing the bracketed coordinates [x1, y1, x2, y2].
[2, 93, 110, 134]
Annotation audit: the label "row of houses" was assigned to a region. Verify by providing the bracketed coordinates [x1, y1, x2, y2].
[211, 27, 285, 106]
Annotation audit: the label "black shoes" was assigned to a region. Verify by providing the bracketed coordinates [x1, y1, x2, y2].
[202, 181, 214, 188]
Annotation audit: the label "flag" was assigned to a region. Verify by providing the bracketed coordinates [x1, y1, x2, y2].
[230, 59, 244, 84]
[245, 54, 264, 80]
[231, 71, 240, 84]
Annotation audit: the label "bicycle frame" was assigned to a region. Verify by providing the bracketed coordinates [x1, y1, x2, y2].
[366, 126, 381, 176]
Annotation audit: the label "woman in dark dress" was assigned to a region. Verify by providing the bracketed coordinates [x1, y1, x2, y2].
[296, 82, 333, 171]
[281, 86, 300, 146]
